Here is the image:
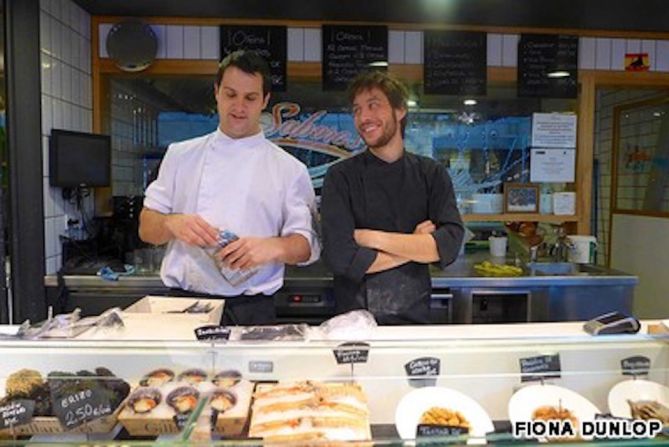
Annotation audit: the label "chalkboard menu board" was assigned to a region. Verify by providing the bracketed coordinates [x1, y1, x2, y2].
[322, 25, 388, 91]
[518, 34, 578, 98]
[220, 25, 287, 92]
[423, 31, 487, 95]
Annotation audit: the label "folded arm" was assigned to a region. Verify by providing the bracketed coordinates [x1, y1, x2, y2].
[355, 225, 439, 264]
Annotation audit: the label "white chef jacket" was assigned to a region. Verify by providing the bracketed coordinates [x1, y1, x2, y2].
[143, 128, 320, 296]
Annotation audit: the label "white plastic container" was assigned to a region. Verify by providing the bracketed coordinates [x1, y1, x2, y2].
[567, 235, 597, 264]
[489, 236, 508, 257]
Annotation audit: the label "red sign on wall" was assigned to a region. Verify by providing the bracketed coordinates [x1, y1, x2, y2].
[625, 53, 650, 71]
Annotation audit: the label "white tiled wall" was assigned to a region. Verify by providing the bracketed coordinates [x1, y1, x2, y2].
[40, 0, 93, 274]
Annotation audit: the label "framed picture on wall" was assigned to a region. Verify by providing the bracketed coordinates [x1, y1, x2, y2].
[504, 183, 539, 213]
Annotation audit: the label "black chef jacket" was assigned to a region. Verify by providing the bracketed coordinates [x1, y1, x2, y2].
[321, 150, 464, 325]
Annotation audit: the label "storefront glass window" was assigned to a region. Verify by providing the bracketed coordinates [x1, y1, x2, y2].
[105, 77, 576, 207]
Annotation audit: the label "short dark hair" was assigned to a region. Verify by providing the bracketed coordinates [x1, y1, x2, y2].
[215, 50, 272, 97]
[347, 70, 410, 134]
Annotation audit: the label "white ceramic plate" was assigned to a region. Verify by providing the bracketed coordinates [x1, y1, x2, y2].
[508, 384, 600, 426]
[395, 386, 495, 440]
[608, 379, 669, 418]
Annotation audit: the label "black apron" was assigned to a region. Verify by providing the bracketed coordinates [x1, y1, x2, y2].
[335, 152, 432, 325]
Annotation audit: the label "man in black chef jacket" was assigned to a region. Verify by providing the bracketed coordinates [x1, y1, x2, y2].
[321, 71, 464, 324]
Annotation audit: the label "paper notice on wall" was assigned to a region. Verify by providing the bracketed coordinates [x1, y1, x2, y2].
[530, 148, 576, 183]
[531, 113, 577, 148]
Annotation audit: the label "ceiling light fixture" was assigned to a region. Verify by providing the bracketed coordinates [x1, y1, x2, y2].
[463, 99, 477, 106]
[368, 61, 388, 67]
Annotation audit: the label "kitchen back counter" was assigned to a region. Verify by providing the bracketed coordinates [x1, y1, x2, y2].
[44, 254, 638, 324]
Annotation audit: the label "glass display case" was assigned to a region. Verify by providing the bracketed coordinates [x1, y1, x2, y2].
[0, 322, 667, 445]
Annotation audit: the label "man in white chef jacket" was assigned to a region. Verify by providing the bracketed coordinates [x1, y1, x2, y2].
[139, 50, 320, 325]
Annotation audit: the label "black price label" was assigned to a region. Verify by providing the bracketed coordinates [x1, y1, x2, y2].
[518, 34, 578, 98]
[423, 30, 487, 95]
[322, 25, 388, 91]
[333, 342, 370, 365]
[173, 412, 191, 430]
[417, 423, 469, 437]
[50, 385, 113, 430]
[0, 399, 35, 430]
[520, 354, 561, 382]
[595, 413, 634, 422]
[195, 325, 231, 341]
[405, 357, 440, 376]
[405, 357, 440, 388]
[220, 25, 287, 92]
[621, 355, 651, 376]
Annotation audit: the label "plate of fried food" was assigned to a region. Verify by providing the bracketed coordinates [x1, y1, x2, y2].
[395, 386, 494, 440]
[508, 384, 600, 436]
[608, 379, 669, 423]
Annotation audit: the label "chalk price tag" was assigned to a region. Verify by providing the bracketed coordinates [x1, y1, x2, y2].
[594, 413, 634, 422]
[333, 342, 370, 365]
[194, 325, 231, 341]
[417, 423, 469, 437]
[519, 354, 561, 382]
[50, 385, 113, 430]
[0, 399, 35, 430]
[621, 355, 650, 376]
[405, 357, 440, 388]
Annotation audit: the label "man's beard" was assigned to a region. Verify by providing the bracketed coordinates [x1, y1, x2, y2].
[361, 113, 399, 149]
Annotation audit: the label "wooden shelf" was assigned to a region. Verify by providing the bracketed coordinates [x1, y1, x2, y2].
[462, 214, 579, 223]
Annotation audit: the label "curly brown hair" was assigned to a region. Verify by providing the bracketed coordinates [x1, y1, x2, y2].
[347, 70, 409, 135]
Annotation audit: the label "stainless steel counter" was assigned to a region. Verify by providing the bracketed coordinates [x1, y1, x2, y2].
[44, 252, 637, 289]
[43, 253, 638, 324]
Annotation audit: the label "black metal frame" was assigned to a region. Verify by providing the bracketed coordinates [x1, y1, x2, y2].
[4, 0, 45, 323]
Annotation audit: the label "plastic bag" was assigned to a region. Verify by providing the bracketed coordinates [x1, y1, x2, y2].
[205, 229, 258, 286]
[316, 310, 378, 341]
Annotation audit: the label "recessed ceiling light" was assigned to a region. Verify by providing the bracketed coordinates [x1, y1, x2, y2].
[407, 99, 418, 107]
[547, 71, 570, 78]
[463, 99, 477, 106]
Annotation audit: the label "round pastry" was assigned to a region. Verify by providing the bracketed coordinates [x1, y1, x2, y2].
[140, 368, 175, 387]
[532, 405, 578, 426]
[212, 370, 242, 388]
[628, 400, 669, 423]
[6, 369, 44, 398]
[167, 386, 200, 414]
[210, 390, 237, 413]
[127, 388, 162, 414]
[419, 407, 470, 429]
[177, 369, 207, 385]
